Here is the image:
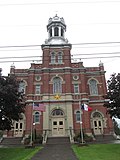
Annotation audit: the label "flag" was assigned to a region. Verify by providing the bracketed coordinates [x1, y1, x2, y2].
[81, 103, 92, 111]
[33, 103, 46, 112]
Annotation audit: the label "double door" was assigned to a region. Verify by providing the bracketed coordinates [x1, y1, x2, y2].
[13, 120, 24, 137]
[52, 118, 65, 136]
[93, 119, 103, 135]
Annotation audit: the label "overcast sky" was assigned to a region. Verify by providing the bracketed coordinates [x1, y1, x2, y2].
[0, 0, 120, 80]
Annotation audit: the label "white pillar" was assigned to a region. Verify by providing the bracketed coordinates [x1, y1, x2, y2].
[52, 27, 54, 37]
[59, 26, 61, 37]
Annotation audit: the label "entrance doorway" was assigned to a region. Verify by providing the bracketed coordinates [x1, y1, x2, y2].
[92, 112, 103, 135]
[93, 119, 103, 135]
[52, 118, 65, 136]
[13, 120, 24, 137]
[51, 109, 65, 137]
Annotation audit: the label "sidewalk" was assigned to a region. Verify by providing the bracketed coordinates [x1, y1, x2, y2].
[31, 144, 78, 160]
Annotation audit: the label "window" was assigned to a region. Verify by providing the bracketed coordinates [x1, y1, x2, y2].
[35, 75, 41, 81]
[61, 28, 64, 37]
[76, 111, 81, 122]
[93, 112, 102, 118]
[54, 27, 59, 36]
[74, 84, 79, 94]
[50, 28, 52, 37]
[89, 79, 98, 95]
[35, 85, 40, 94]
[34, 112, 40, 123]
[53, 77, 62, 94]
[52, 109, 64, 116]
[19, 81, 26, 94]
[58, 52, 63, 63]
[51, 52, 56, 64]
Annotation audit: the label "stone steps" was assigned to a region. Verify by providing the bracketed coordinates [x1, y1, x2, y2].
[47, 137, 70, 145]
[0, 137, 23, 146]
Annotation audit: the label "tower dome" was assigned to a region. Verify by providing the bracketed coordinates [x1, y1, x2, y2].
[45, 14, 68, 45]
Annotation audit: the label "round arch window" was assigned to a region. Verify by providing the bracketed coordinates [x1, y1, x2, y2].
[93, 112, 102, 118]
[51, 109, 64, 116]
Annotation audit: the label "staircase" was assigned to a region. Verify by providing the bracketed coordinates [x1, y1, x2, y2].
[47, 137, 70, 145]
[0, 137, 23, 147]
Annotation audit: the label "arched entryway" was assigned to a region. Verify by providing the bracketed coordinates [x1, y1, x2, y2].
[13, 114, 25, 137]
[51, 109, 65, 137]
[91, 111, 104, 135]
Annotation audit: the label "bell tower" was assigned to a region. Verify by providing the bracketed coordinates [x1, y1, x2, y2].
[41, 14, 72, 68]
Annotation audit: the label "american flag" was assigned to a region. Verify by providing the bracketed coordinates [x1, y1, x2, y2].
[33, 103, 46, 112]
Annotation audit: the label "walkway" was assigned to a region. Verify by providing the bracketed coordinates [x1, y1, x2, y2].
[31, 144, 78, 160]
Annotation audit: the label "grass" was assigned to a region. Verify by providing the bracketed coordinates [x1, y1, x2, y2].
[0, 147, 42, 160]
[72, 144, 120, 160]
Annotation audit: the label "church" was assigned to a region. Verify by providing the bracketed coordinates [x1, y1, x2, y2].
[7, 14, 113, 142]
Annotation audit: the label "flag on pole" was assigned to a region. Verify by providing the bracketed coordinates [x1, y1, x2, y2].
[81, 103, 92, 111]
[33, 103, 46, 112]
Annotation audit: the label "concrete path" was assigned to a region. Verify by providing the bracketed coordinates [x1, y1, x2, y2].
[31, 144, 78, 160]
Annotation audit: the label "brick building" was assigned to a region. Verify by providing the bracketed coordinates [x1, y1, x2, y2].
[8, 15, 113, 141]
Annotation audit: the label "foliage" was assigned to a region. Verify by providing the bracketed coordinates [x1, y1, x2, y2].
[0, 130, 3, 137]
[0, 74, 25, 130]
[72, 144, 120, 160]
[74, 132, 93, 143]
[113, 119, 120, 135]
[0, 147, 41, 160]
[24, 133, 43, 145]
[104, 73, 120, 119]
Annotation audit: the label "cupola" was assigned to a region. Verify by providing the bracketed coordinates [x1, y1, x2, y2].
[45, 14, 68, 44]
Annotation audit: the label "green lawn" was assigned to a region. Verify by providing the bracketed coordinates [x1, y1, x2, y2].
[0, 147, 42, 160]
[72, 144, 120, 160]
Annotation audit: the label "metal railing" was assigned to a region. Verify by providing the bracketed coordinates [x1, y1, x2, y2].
[68, 127, 74, 143]
[42, 129, 49, 144]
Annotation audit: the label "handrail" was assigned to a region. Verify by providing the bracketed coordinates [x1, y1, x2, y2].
[42, 129, 49, 144]
[69, 127, 74, 143]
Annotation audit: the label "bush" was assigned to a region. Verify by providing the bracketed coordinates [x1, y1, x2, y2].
[0, 130, 3, 138]
[24, 133, 43, 145]
[74, 132, 93, 143]
[34, 134, 43, 144]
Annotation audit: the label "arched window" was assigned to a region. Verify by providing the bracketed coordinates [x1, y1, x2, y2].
[58, 52, 63, 63]
[54, 27, 59, 36]
[53, 77, 62, 94]
[51, 109, 64, 116]
[49, 28, 52, 37]
[51, 52, 56, 63]
[18, 81, 26, 94]
[61, 28, 64, 37]
[89, 79, 98, 95]
[34, 112, 40, 123]
[76, 111, 81, 122]
[93, 112, 102, 118]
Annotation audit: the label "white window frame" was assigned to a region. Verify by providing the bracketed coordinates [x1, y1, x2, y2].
[53, 77, 62, 94]
[89, 79, 98, 95]
[34, 111, 40, 123]
[74, 84, 79, 94]
[76, 110, 81, 122]
[58, 52, 63, 64]
[51, 52, 56, 64]
[35, 85, 41, 94]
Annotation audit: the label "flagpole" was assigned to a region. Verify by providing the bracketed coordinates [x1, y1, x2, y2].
[30, 101, 34, 146]
[79, 101, 84, 144]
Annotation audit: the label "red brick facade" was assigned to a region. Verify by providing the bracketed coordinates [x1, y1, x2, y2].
[8, 15, 113, 139]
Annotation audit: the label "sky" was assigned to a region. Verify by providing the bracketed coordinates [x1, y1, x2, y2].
[0, 0, 120, 80]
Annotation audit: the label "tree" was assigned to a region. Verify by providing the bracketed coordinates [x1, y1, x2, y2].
[113, 119, 120, 135]
[0, 72, 25, 130]
[104, 73, 120, 119]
